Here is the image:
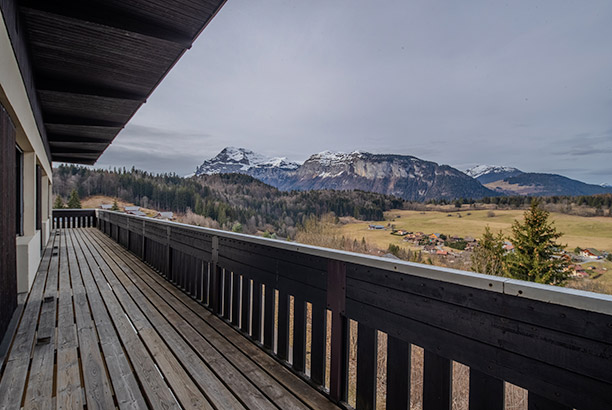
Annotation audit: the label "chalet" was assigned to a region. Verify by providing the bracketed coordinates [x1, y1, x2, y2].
[368, 224, 385, 230]
[581, 248, 602, 259]
[436, 250, 449, 256]
[124, 206, 140, 212]
[99, 204, 113, 210]
[156, 212, 174, 220]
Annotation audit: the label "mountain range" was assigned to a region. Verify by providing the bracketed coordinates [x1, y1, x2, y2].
[194, 148, 611, 201]
[465, 165, 612, 197]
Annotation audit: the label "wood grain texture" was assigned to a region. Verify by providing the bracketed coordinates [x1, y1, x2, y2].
[91, 227, 339, 410]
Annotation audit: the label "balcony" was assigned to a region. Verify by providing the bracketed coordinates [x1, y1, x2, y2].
[1, 209, 611, 409]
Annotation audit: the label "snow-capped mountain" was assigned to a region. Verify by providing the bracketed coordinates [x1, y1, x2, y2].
[194, 147, 300, 187]
[465, 165, 524, 184]
[195, 147, 299, 175]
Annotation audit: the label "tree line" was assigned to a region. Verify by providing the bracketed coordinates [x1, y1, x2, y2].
[53, 165, 404, 238]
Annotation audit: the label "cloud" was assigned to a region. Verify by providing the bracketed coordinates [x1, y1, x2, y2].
[88, 0, 612, 184]
[95, 123, 216, 175]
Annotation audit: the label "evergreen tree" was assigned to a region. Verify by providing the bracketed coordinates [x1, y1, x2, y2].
[111, 199, 120, 211]
[506, 199, 569, 285]
[67, 189, 82, 209]
[471, 226, 506, 276]
[53, 196, 65, 209]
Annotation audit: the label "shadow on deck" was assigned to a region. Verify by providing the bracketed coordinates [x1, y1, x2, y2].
[0, 227, 338, 410]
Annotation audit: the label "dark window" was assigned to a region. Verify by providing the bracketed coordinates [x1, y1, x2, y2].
[16, 145, 23, 236]
[36, 165, 41, 231]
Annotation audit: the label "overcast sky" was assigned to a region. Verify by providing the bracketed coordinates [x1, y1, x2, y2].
[93, 0, 612, 184]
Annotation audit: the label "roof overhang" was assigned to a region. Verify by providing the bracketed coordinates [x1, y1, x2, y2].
[14, 0, 227, 165]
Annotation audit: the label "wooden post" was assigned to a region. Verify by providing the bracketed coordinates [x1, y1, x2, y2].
[327, 260, 347, 403]
[210, 236, 221, 314]
[423, 350, 452, 410]
[469, 369, 504, 410]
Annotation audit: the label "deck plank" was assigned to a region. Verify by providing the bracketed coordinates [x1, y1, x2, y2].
[67, 228, 148, 409]
[87, 228, 340, 410]
[69, 229, 183, 410]
[64, 228, 116, 410]
[24, 228, 61, 410]
[82, 228, 303, 410]
[73, 230, 218, 410]
[56, 229, 83, 409]
[0, 233, 55, 410]
[1, 227, 340, 410]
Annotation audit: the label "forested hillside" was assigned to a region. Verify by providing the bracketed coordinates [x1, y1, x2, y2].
[53, 165, 405, 237]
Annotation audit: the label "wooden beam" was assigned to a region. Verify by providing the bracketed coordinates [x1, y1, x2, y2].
[44, 116, 124, 128]
[20, 1, 195, 47]
[36, 76, 146, 102]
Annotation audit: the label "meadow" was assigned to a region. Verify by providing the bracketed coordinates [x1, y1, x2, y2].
[338, 208, 612, 253]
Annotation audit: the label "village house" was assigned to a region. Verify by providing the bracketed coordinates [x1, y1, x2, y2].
[580, 248, 602, 259]
[99, 204, 113, 210]
[156, 212, 174, 220]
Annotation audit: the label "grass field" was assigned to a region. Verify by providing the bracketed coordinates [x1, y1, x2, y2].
[338, 209, 612, 253]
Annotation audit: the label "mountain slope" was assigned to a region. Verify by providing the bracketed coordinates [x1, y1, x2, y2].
[465, 165, 524, 184]
[277, 151, 497, 201]
[485, 173, 612, 197]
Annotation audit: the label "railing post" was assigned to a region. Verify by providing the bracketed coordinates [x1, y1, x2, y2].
[423, 350, 452, 410]
[210, 236, 222, 314]
[469, 369, 504, 410]
[327, 259, 347, 403]
[141, 220, 146, 259]
[165, 226, 172, 278]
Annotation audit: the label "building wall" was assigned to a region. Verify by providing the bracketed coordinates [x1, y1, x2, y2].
[0, 6, 53, 340]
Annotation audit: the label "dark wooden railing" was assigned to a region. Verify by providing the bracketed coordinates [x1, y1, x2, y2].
[95, 210, 612, 410]
[52, 209, 97, 229]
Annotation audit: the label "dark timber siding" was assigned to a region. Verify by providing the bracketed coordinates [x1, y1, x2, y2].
[0, 103, 17, 340]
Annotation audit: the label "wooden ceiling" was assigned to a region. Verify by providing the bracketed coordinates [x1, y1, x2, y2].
[18, 0, 227, 164]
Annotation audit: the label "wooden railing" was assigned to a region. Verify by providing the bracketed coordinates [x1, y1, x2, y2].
[52, 209, 97, 229]
[96, 210, 612, 410]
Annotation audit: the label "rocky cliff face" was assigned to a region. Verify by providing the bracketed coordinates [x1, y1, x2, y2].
[277, 151, 495, 200]
[195, 148, 497, 201]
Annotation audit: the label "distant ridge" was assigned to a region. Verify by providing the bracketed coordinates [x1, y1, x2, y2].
[195, 148, 497, 201]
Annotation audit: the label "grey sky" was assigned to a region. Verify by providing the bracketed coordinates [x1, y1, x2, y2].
[94, 0, 612, 184]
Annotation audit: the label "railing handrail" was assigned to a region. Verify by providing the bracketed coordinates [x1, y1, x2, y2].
[95, 209, 612, 315]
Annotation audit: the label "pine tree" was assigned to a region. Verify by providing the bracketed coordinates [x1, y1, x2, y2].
[506, 199, 569, 285]
[111, 199, 120, 211]
[53, 196, 65, 209]
[471, 226, 506, 276]
[67, 189, 82, 209]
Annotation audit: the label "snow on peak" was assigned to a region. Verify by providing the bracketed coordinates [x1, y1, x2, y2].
[309, 150, 365, 165]
[465, 165, 521, 179]
[196, 147, 300, 175]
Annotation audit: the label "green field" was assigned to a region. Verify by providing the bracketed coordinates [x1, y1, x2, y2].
[338, 209, 612, 253]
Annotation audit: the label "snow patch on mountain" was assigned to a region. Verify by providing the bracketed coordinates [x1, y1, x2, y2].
[465, 165, 522, 179]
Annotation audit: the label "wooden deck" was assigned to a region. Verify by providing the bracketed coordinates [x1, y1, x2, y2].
[0, 228, 339, 410]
